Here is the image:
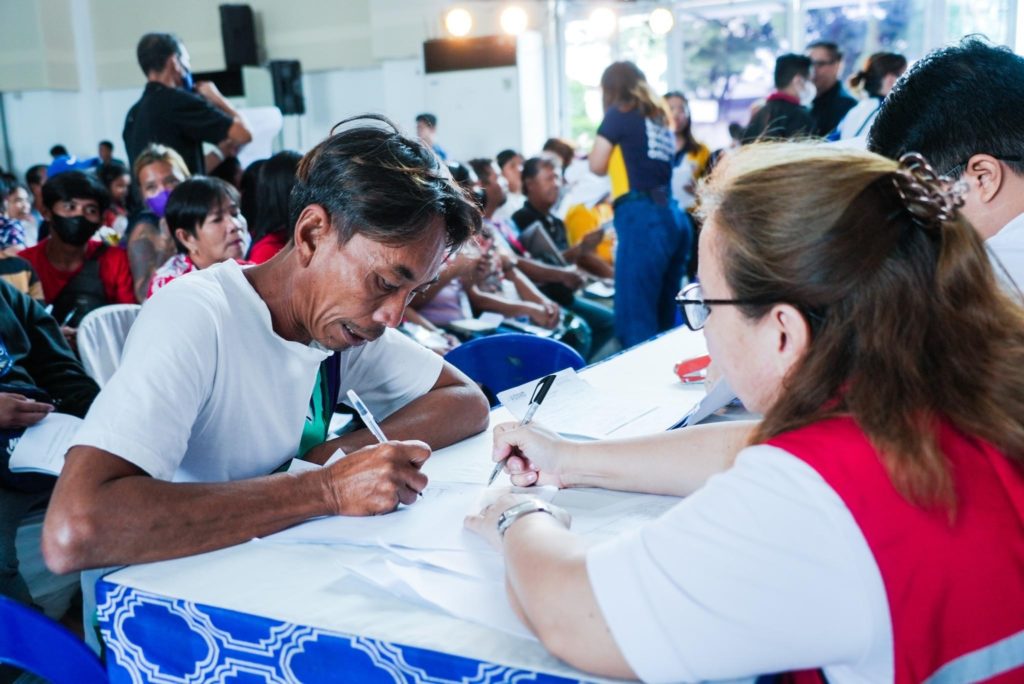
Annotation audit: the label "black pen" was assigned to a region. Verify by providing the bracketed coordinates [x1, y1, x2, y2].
[487, 373, 557, 486]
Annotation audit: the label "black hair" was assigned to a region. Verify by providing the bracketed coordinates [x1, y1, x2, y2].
[137, 32, 181, 75]
[208, 156, 242, 188]
[289, 114, 480, 252]
[124, 210, 160, 244]
[728, 121, 745, 141]
[446, 161, 476, 189]
[41, 171, 110, 213]
[496, 149, 519, 169]
[252, 151, 301, 243]
[415, 113, 438, 128]
[99, 140, 114, 151]
[0, 173, 16, 198]
[97, 161, 130, 190]
[520, 156, 557, 196]
[849, 52, 908, 98]
[25, 165, 46, 188]
[468, 158, 496, 183]
[49, 144, 68, 158]
[868, 37, 1024, 179]
[807, 40, 843, 61]
[664, 90, 702, 155]
[165, 176, 239, 254]
[239, 158, 266, 239]
[775, 53, 812, 89]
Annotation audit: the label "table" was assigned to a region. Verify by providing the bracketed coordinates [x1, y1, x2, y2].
[96, 328, 708, 684]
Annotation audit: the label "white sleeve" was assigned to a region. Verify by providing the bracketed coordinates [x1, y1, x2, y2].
[71, 286, 217, 481]
[336, 328, 444, 420]
[585, 446, 886, 683]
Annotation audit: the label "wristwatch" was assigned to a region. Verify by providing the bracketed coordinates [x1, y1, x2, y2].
[496, 499, 571, 539]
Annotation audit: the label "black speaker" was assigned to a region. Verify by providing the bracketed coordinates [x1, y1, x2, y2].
[220, 4, 259, 67]
[269, 60, 305, 115]
[424, 36, 518, 74]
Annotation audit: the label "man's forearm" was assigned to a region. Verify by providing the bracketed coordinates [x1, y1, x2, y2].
[43, 455, 332, 572]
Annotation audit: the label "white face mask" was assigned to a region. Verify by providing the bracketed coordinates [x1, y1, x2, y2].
[799, 80, 817, 107]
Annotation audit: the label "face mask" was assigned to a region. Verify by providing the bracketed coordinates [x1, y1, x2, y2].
[50, 214, 100, 247]
[145, 189, 172, 217]
[799, 81, 817, 107]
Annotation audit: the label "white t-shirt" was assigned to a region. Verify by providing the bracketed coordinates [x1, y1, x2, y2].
[837, 98, 882, 141]
[987, 212, 1024, 295]
[494, 192, 527, 226]
[586, 445, 892, 684]
[74, 260, 443, 483]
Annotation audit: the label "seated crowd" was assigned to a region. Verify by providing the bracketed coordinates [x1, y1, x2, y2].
[0, 28, 1020, 684]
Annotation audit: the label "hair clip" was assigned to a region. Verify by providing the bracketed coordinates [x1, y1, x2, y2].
[893, 152, 965, 226]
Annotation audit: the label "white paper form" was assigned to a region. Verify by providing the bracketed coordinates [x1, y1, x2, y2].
[347, 559, 537, 642]
[262, 482, 557, 552]
[496, 368, 658, 439]
[8, 412, 83, 476]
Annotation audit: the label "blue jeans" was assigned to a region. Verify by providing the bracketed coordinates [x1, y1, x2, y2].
[613, 197, 691, 348]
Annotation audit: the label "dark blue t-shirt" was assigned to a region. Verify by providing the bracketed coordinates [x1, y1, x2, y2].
[597, 106, 674, 196]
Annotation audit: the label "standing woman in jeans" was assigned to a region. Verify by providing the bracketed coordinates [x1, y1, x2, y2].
[590, 61, 691, 348]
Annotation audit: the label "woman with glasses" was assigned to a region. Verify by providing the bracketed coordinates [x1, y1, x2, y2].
[466, 143, 1024, 683]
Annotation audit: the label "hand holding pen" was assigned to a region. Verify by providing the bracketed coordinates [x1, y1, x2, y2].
[347, 389, 424, 498]
[487, 373, 556, 486]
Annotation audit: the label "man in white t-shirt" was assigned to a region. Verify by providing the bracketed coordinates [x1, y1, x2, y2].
[869, 37, 1024, 293]
[41, 116, 489, 574]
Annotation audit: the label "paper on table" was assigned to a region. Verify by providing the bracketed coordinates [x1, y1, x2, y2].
[676, 378, 736, 428]
[384, 546, 505, 581]
[8, 413, 83, 476]
[496, 368, 658, 439]
[286, 448, 346, 474]
[347, 558, 537, 642]
[263, 482, 555, 551]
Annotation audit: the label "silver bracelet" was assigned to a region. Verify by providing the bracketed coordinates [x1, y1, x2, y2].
[496, 499, 571, 539]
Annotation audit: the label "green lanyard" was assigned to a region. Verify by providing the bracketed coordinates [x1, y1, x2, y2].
[297, 365, 331, 458]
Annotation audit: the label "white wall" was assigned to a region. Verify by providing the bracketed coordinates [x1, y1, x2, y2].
[1, 1, 556, 175]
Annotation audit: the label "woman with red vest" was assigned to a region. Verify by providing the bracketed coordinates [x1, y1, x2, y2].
[466, 143, 1024, 683]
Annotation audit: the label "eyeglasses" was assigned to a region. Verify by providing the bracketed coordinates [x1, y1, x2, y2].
[943, 154, 1023, 177]
[674, 282, 777, 331]
[810, 59, 837, 68]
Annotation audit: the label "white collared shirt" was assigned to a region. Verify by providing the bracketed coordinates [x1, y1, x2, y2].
[987, 212, 1024, 294]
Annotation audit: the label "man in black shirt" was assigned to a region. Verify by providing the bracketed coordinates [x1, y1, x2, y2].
[743, 54, 815, 142]
[123, 33, 252, 175]
[0, 280, 98, 611]
[807, 40, 858, 137]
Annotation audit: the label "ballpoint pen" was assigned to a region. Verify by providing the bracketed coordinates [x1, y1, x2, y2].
[487, 373, 557, 486]
[346, 389, 388, 443]
[347, 389, 423, 498]
[59, 308, 78, 327]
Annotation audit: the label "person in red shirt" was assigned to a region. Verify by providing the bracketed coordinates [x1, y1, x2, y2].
[247, 150, 301, 264]
[20, 171, 135, 346]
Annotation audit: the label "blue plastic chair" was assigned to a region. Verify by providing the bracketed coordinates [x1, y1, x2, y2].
[445, 333, 586, 406]
[0, 595, 107, 683]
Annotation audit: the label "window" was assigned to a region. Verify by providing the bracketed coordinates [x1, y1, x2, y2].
[676, 3, 789, 148]
[804, 0, 926, 81]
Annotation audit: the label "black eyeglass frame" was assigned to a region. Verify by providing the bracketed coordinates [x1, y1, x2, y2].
[943, 154, 1023, 177]
[674, 283, 780, 331]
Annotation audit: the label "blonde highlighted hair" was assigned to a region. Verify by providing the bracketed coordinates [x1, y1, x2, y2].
[698, 142, 1024, 507]
[132, 143, 190, 182]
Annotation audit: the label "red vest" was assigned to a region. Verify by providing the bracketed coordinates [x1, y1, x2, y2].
[767, 417, 1024, 684]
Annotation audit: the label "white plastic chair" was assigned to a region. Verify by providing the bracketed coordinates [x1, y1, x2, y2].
[75, 304, 142, 387]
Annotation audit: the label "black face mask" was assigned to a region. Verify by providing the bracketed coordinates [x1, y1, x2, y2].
[50, 214, 100, 247]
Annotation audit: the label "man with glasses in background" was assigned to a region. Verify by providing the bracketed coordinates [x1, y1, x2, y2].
[806, 41, 857, 137]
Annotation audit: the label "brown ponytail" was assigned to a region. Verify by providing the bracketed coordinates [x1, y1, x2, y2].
[698, 142, 1024, 508]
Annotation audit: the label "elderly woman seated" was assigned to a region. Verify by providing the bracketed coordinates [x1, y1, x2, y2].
[147, 176, 248, 298]
[467, 143, 1024, 683]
